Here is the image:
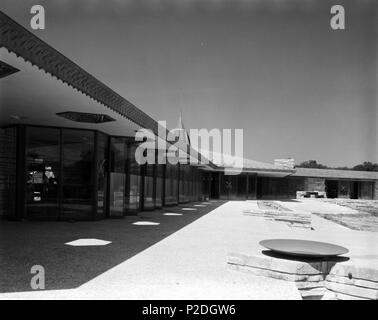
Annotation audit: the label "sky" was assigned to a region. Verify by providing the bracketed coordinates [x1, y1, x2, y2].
[1, 0, 377, 167]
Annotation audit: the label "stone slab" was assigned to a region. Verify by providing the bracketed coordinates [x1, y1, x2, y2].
[326, 281, 378, 300]
[329, 263, 378, 283]
[227, 252, 378, 300]
[228, 252, 336, 276]
[326, 275, 378, 290]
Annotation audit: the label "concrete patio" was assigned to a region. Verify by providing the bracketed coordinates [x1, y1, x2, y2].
[1, 199, 377, 299]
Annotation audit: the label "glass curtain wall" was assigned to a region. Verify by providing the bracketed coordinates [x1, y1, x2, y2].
[155, 164, 165, 208]
[247, 174, 257, 199]
[25, 127, 60, 219]
[193, 168, 202, 201]
[127, 143, 141, 213]
[179, 164, 187, 203]
[25, 126, 109, 220]
[165, 162, 178, 205]
[3, 127, 17, 219]
[144, 163, 155, 210]
[109, 137, 127, 217]
[61, 130, 94, 219]
[96, 133, 108, 218]
[189, 166, 196, 201]
[220, 173, 247, 200]
[201, 172, 210, 200]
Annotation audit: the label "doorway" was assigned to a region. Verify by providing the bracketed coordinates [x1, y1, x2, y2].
[210, 172, 219, 199]
[325, 180, 338, 198]
[350, 181, 359, 199]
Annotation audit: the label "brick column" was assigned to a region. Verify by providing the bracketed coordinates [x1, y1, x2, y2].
[0, 128, 17, 218]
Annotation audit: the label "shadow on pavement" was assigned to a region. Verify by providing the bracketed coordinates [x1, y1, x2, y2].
[0, 201, 224, 293]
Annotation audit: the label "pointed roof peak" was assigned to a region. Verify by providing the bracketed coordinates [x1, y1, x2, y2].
[174, 112, 191, 145]
[176, 111, 184, 130]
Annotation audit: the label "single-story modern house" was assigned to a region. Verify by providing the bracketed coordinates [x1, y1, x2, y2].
[1, 11, 377, 220]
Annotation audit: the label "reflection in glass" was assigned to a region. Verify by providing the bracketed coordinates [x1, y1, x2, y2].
[109, 173, 126, 216]
[155, 164, 164, 208]
[165, 162, 178, 205]
[26, 127, 60, 218]
[97, 133, 108, 218]
[127, 144, 141, 212]
[179, 164, 186, 203]
[109, 138, 126, 216]
[144, 163, 155, 210]
[62, 129, 94, 218]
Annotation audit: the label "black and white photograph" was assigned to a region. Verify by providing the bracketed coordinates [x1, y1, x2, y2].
[0, 0, 377, 305]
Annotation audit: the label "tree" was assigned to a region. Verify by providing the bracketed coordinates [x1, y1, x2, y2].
[296, 160, 328, 169]
[352, 162, 378, 172]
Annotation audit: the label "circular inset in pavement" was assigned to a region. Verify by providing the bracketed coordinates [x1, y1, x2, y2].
[259, 239, 349, 258]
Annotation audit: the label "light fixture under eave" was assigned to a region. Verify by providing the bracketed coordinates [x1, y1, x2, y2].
[57, 111, 116, 124]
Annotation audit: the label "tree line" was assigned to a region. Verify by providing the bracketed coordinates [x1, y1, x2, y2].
[296, 160, 378, 172]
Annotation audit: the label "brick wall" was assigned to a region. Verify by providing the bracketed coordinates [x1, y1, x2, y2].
[0, 128, 17, 217]
[304, 177, 325, 192]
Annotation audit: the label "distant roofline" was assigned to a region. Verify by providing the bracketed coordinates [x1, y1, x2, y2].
[293, 167, 378, 180]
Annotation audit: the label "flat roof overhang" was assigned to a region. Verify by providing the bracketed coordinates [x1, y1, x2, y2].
[0, 47, 142, 136]
[0, 11, 158, 133]
[0, 11, 216, 168]
[293, 168, 378, 181]
[208, 167, 296, 177]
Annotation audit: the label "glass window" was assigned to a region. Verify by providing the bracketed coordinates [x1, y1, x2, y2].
[155, 164, 164, 208]
[179, 164, 187, 203]
[62, 129, 94, 219]
[26, 127, 60, 219]
[144, 163, 155, 210]
[96, 133, 108, 218]
[3, 127, 17, 218]
[220, 174, 239, 200]
[109, 137, 127, 217]
[127, 144, 141, 212]
[165, 162, 178, 205]
[248, 174, 256, 199]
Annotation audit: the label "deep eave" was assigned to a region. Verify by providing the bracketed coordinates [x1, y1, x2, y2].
[0, 10, 158, 133]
